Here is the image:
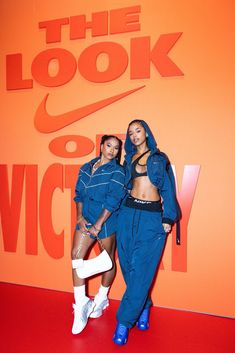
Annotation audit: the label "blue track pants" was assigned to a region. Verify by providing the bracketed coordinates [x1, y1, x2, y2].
[116, 205, 166, 328]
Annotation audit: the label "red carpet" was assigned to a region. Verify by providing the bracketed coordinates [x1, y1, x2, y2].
[1, 283, 234, 353]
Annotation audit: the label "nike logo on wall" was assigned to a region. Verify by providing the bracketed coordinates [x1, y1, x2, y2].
[34, 85, 145, 133]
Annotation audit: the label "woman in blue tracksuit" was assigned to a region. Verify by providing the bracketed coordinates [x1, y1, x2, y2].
[71, 135, 126, 335]
[113, 120, 179, 345]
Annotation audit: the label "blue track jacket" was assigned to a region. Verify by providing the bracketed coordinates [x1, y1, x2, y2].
[74, 157, 126, 236]
[124, 120, 178, 225]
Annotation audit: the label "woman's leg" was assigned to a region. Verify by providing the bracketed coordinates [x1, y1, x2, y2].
[71, 229, 95, 334]
[90, 233, 116, 318]
[100, 233, 116, 287]
[71, 229, 95, 286]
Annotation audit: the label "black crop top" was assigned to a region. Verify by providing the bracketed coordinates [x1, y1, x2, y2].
[131, 150, 149, 179]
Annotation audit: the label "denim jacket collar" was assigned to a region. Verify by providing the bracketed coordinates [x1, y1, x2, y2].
[88, 156, 117, 172]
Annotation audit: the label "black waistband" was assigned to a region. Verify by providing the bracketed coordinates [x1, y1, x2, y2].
[125, 195, 162, 212]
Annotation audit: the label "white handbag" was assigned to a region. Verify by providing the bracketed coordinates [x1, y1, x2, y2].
[72, 234, 112, 279]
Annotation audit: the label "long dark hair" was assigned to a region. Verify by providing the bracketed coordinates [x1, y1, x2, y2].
[128, 119, 145, 130]
[100, 135, 123, 164]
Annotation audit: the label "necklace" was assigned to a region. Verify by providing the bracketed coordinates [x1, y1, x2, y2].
[92, 159, 101, 173]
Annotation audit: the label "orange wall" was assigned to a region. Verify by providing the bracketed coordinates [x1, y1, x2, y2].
[1, 0, 235, 318]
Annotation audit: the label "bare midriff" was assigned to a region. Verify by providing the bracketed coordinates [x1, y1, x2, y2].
[131, 176, 161, 201]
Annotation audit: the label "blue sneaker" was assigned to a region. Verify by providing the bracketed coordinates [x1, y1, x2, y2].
[113, 323, 129, 345]
[136, 308, 150, 330]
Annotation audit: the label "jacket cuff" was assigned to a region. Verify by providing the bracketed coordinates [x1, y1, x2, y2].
[162, 217, 174, 225]
[103, 204, 115, 214]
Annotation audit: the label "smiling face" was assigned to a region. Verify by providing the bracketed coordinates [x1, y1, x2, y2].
[128, 122, 147, 147]
[100, 137, 120, 161]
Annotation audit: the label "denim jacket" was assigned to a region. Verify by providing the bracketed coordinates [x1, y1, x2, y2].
[74, 157, 126, 214]
[124, 150, 177, 224]
[124, 120, 178, 225]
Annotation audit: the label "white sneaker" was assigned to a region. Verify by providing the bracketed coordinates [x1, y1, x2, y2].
[89, 297, 109, 318]
[72, 298, 95, 334]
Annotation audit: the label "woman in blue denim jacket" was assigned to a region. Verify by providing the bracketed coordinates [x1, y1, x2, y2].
[71, 135, 126, 335]
[113, 120, 179, 345]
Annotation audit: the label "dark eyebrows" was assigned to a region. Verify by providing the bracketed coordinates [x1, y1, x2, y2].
[128, 126, 142, 134]
[106, 139, 120, 148]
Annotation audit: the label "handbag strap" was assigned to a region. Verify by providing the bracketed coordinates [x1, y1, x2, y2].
[96, 236, 105, 251]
